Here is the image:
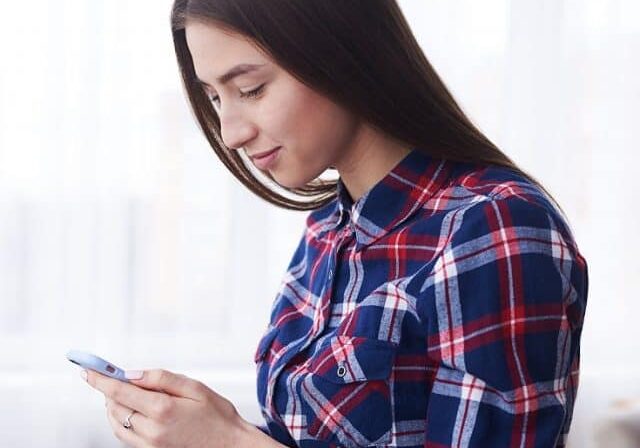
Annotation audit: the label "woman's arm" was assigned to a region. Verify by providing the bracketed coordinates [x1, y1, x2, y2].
[234, 418, 290, 448]
[420, 196, 588, 446]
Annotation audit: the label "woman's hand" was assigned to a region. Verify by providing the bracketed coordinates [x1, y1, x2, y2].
[82, 368, 253, 448]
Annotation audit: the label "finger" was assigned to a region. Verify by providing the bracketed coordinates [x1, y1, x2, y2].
[107, 399, 158, 442]
[127, 369, 207, 401]
[106, 404, 149, 448]
[86, 370, 170, 418]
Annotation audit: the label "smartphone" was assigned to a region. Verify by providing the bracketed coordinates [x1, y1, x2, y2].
[66, 350, 130, 383]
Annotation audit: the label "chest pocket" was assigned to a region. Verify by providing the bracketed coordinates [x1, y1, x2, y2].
[300, 335, 397, 447]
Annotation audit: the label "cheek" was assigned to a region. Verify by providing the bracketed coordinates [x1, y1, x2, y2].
[261, 84, 319, 142]
[272, 87, 356, 161]
[257, 80, 358, 188]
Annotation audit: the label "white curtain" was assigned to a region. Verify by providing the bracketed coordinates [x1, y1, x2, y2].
[0, 1, 637, 446]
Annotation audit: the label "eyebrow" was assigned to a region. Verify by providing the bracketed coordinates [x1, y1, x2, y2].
[196, 63, 266, 88]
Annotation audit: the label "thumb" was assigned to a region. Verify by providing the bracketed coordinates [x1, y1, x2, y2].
[126, 369, 204, 400]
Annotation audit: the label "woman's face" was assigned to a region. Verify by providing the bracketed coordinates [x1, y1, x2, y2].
[185, 21, 360, 189]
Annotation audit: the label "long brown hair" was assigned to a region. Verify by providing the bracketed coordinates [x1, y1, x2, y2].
[170, 0, 560, 213]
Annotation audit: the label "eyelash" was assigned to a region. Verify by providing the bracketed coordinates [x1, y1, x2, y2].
[208, 84, 266, 106]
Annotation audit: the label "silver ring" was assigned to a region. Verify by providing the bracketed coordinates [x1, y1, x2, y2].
[123, 410, 136, 430]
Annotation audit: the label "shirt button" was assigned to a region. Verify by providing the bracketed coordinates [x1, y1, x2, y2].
[337, 364, 347, 378]
[328, 269, 333, 279]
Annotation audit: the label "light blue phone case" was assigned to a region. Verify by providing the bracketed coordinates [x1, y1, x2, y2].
[66, 350, 130, 382]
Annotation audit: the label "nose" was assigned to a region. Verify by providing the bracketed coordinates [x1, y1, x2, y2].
[218, 107, 257, 152]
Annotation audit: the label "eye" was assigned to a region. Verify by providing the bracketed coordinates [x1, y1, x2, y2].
[206, 91, 220, 107]
[239, 83, 266, 100]
[207, 84, 266, 108]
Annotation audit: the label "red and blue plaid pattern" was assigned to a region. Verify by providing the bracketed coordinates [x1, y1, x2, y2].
[254, 148, 588, 447]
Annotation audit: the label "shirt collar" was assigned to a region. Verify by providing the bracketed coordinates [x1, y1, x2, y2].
[334, 147, 450, 250]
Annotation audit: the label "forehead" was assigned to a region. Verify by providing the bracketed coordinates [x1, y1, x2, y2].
[184, 21, 268, 82]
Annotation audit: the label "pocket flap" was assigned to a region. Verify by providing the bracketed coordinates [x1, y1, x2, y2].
[308, 335, 397, 384]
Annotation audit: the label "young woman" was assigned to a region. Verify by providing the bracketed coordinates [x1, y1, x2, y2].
[82, 1, 588, 447]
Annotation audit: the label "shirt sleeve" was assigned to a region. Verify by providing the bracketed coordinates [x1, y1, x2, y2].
[255, 422, 271, 436]
[420, 196, 588, 447]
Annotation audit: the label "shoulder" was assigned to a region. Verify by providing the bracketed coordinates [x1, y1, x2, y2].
[407, 162, 588, 304]
[434, 163, 579, 252]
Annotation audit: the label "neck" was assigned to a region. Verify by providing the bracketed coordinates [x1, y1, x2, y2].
[334, 124, 413, 202]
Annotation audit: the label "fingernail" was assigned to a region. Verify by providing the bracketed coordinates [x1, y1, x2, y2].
[125, 370, 144, 380]
[80, 369, 88, 381]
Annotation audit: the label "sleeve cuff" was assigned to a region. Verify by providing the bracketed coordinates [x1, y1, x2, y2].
[254, 422, 271, 436]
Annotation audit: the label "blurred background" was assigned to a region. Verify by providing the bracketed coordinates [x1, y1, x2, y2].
[0, 0, 638, 446]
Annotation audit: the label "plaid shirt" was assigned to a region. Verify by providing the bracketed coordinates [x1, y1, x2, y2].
[253, 148, 588, 448]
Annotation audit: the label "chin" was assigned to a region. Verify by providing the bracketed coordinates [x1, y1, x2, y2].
[273, 177, 305, 190]
[271, 172, 314, 190]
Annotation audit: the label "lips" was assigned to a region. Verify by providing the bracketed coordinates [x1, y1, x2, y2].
[250, 146, 281, 160]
